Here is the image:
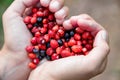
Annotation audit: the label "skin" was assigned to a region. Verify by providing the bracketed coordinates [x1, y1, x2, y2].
[0, 0, 110, 80]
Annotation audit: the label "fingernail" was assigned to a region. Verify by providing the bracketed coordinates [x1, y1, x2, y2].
[51, 1, 60, 10]
[101, 30, 108, 43]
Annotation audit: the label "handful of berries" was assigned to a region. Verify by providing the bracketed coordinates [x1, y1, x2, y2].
[24, 6, 94, 69]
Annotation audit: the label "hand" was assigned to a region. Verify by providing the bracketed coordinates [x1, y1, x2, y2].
[28, 14, 110, 80]
[0, 0, 68, 80]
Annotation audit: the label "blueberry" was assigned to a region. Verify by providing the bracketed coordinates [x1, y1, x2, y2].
[65, 38, 70, 42]
[38, 55, 43, 60]
[37, 17, 43, 23]
[46, 55, 51, 61]
[46, 42, 50, 48]
[33, 48, 39, 54]
[70, 30, 74, 37]
[34, 23, 39, 27]
[64, 32, 70, 39]
[58, 39, 63, 46]
[40, 50, 46, 57]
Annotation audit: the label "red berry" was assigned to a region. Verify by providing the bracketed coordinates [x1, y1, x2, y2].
[37, 11, 44, 17]
[24, 16, 31, 24]
[52, 25, 59, 32]
[68, 38, 77, 46]
[31, 17, 37, 24]
[51, 53, 59, 60]
[40, 27, 47, 34]
[44, 34, 50, 42]
[56, 47, 62, 54]
[43, 18, 48, 24]
[32, 8, 38, 13]
[26, 45, 33, 53]
[48, 22, 55, 29]
[27, 24, 33, 29]
[29, 62, 36, 69]
[82, 31, 90, 39]
[31, 27, 39, 34]
[28, 53, 36, 59]
[33, 58, 40, 64]
[74, 33, 81, 41]
[46, 48, 54, 56]
[43, 9, 49, 17]
[77, 41, 82, 45]
[82, 47, 87, 53]
[75, 27, 84, 34]
[71, 45, 82, 53]
[85, 44, 92, 50]
[35, 32, 41, 37]
[50, 39, 59, 49]
[48, 30, 55, 38]
[48, 14, 54, 21]
[31, 37, 37, 45]
[61, 50, 71, 58]
[57, 29, 65, 37]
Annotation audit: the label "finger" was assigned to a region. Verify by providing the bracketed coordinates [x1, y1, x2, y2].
[40, 0, 51, 7]
[87, 30, 110, 65]
[49, 0, 64, 12]
[63, 20, 73, 30]
[55, 6, 69, 20]
[68, 14, 104, 36]
[4, 0, 39, 17]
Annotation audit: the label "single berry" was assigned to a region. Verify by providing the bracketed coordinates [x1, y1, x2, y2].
[61, 50, 71, 58]
[28, 53, 36, 59]
[71, 45, 82, 53]
[50, 39, 59, 49]
[33, 58, 40, 64]
[57, 39, 63, 46]
[29, 62, 36, 69]
[33, 48, 39, 54]
[68, 38, 77, 46]
[37, 17, 43, 23]
[70, 30, 74, 37]
[40, 50, 46, 57]
[46, 55, 51, 60]
[51, 53, 59, 60]
[46, 48, 54, 56]
[26, 45, 33, 53]
[74, 33, 81, 41]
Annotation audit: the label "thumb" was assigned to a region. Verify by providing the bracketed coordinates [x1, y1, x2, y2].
[87, 30, 110, 64]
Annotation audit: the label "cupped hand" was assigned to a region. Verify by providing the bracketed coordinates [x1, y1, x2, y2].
[0, 0, 68, 80]
[28, 14, 110, 80]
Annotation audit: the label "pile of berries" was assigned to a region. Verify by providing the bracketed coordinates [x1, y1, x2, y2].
[24, 6, 94, 69]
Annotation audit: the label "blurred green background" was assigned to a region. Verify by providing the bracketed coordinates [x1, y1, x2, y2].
[0, 0, 13, 48]
[0, 0, 120, 80]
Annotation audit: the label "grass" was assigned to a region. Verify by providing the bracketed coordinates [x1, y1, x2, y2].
[0, 0, 13, 48]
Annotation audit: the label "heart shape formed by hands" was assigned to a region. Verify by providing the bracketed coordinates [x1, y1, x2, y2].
[24, 6, 94, 69]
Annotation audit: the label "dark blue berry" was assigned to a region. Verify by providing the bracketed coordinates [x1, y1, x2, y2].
[34, 23, 39, 27]
[58, 39, 63, 46]
[70, 30, 74, 37]
[38, 55, 43, 60]
[37, 17, 43, 23]
[64, 32, 70, 39]
[46, 55, 51, 60]
[46, 42, 50, 48]
[33, 48, 39, 54]
[40, 50, 46, 57]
